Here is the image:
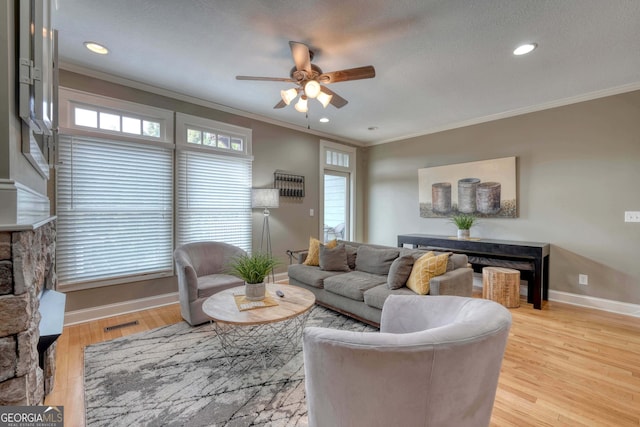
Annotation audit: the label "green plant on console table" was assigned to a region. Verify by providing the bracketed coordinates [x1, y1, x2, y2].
[229, 252, 279, 284]
[450, 213, 477, 230]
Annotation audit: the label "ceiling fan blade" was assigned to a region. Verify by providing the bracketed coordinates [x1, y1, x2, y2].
[321, 86, 348, 108]
[318, 66, 376, 84]
[289, 41, 312, 73]
[273, 99, 286, 109]
[236, 75, 296, 83]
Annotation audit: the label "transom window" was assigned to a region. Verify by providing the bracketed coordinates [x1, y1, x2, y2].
[59, 87, 173, 143]
[325, 149, 351, 168]
[73, 105, 161, 138]
[186, 126, 244, 152]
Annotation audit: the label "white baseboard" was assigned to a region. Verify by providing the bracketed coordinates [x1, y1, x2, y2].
[64, 292, 179, 326]
[64, 274, 290, 326]
[548, 290, 640, 318]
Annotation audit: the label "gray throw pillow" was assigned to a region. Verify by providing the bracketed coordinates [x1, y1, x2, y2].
[345, 245, 358, 270]
[319, 243, 350, 272]
[355, 246, 400, 275]
[387, 254, 415, 289]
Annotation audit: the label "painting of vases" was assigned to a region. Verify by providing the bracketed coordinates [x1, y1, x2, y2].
[419, 157, 517, 218]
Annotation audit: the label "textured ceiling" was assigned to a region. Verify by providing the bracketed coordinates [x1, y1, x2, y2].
[52, 0, 640, 145]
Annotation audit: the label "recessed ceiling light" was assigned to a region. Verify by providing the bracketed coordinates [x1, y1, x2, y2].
[513, 43, 537, 56]
[84, 41, 109, 55]
[319, 117, 329, 123]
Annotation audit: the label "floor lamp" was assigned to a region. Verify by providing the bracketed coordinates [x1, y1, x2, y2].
[251, 188, 280, 283]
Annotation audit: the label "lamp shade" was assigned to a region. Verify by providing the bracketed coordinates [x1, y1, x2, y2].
[295, 95, 308, 113]
[252, 188, 280, 209]
[317, 91, 333, 108]
[304, 80, 321, 98]
[280, 88, 298, 105]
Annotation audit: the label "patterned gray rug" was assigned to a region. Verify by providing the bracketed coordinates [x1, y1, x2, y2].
[84, 306, 375, 427]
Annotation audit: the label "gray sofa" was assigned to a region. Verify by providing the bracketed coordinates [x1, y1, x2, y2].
[288, 240, 473, 326]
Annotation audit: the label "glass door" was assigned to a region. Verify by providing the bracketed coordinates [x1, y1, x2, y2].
[323, 171, 350, 242]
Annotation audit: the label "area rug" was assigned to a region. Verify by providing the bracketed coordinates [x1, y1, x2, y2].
[84, 306, 375, 427]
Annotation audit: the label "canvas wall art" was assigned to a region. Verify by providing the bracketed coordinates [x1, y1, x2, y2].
[418, 157, 517, 218]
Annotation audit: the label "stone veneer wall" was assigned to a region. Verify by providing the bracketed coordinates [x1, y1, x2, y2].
[0, 221, 56, 405]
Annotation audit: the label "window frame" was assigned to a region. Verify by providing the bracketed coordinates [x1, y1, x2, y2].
[319, 140, 357, 242]
[56, 88, 175, 291]
[175, 112, 253, 250]
[58, 87, 174, 146]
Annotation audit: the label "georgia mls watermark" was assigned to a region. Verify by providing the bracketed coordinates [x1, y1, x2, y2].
[0, 406, 63, 427]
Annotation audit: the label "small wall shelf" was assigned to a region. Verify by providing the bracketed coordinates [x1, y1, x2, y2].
[274, 170, 305, 198]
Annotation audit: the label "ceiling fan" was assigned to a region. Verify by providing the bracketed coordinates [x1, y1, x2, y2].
[236, 41, 375, 113]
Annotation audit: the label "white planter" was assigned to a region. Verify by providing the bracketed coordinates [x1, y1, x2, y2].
[245, 282, 266, 301]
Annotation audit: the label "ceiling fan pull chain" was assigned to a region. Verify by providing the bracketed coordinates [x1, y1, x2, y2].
[306, 112, 310, 129]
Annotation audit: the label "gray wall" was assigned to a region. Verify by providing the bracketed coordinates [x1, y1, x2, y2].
[365, 90, 640, 305]
[58, 70, 364, 311]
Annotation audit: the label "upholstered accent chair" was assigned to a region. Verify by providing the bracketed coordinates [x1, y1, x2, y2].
[303, 295, 512, 427]
[173, 241, 246, 325]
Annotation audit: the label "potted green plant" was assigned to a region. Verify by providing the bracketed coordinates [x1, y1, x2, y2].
[450, 213, 477, 240]
[229, 252, 279, 301]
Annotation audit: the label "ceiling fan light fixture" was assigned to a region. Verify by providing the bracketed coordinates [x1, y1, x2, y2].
[304, 80, 321, 98]
[317, 91, 333, 108]
[295, 95, 308, 113]
[280, 88, 298, 105]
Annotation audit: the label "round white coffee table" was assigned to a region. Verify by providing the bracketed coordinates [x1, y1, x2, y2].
[202, 283, 315, 369]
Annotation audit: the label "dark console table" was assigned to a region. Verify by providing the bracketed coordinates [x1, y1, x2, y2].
[398, 234, 550, 309]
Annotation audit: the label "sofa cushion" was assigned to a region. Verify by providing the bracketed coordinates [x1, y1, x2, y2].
[303, 237, 337, 266]
[355, 246, 399, 275]
[363, 284, 417, 310]
[288, 263, 346, 289]
[406, 252, 450, 295]
[197, 274, 244, 299]
[324, 271, 387, 301]
[319, 243, 350, 272]
[387, 254, 415, 289]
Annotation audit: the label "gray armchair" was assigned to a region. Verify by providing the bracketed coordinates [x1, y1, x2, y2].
[173, 241, 246, 325]
[303, 295, 512, 427]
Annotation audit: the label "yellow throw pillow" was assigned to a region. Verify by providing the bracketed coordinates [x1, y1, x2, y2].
[406, 252, 450, 295]
[303, 237, 337, 266]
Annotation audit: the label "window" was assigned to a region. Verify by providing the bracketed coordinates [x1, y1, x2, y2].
[185, 126, 244, 152]
[59, 87, 173, 143]
[320, 141, 356, 242]
[176, 113, 253, 251]
[57, 88, 174, 290]
[56, 135, 174, 288]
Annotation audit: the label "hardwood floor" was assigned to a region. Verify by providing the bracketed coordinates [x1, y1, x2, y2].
[44, 295, 640, 427]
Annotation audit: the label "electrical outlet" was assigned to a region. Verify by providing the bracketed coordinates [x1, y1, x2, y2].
[624, 211, 640, 222]
[579, 274, 588, 285]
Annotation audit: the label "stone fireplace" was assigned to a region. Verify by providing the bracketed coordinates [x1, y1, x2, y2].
[0, 220, 57, 405]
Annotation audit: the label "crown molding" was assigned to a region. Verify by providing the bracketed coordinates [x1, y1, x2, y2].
[59, 62, 365, 148]
[370, 81, 640, 146]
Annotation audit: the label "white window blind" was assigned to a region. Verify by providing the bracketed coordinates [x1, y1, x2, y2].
[56, 135, 174, 287]
[177, 150, 252, 251]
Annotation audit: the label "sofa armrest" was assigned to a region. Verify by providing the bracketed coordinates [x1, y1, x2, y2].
[429, 267, 473, 297]
[290, 250, 309, 264]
